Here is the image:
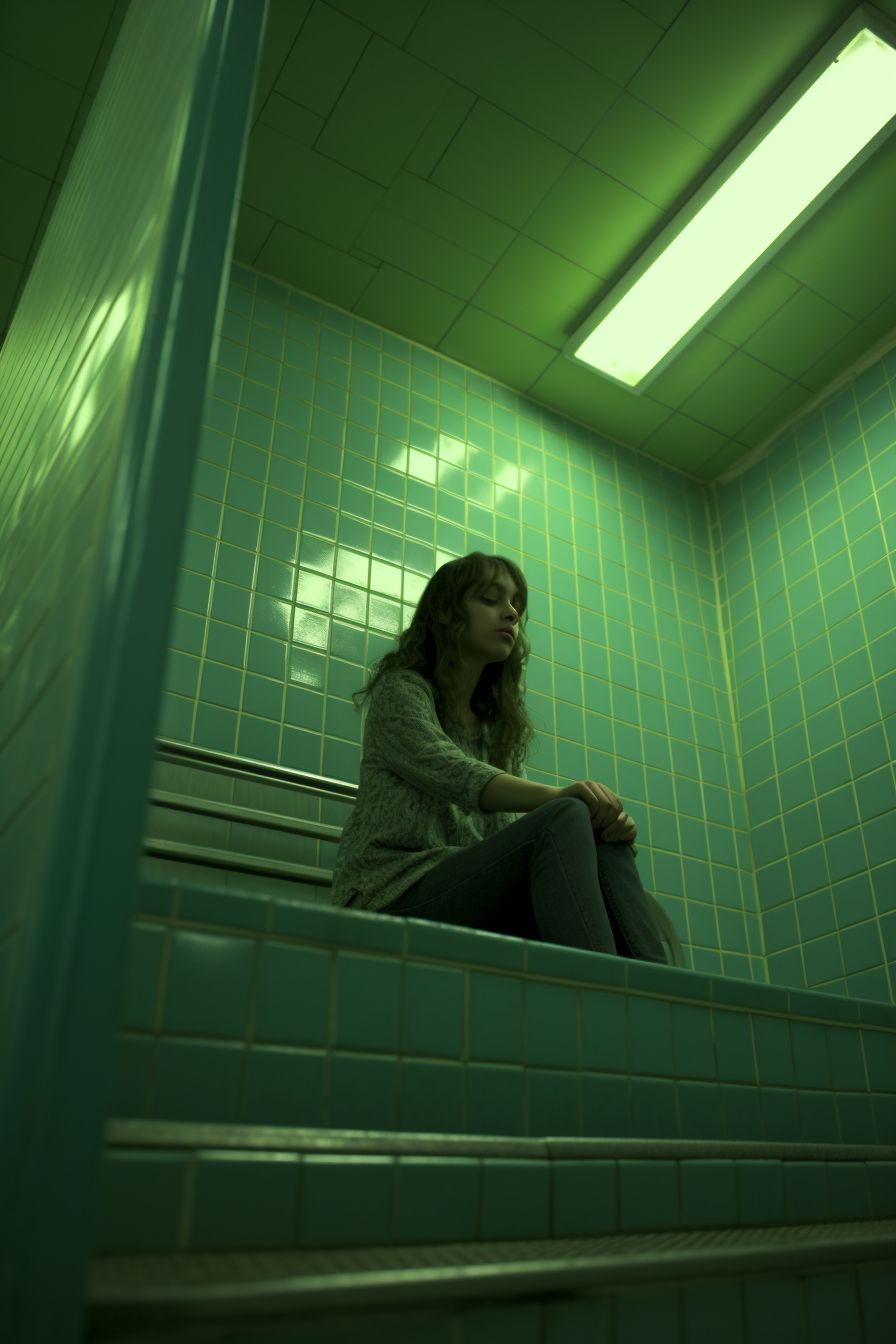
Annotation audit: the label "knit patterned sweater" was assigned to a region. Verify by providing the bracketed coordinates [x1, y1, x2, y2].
[330, 668, 522, 913]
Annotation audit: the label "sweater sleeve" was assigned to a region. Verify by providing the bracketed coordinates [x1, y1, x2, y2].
[365, 668, 506, 811]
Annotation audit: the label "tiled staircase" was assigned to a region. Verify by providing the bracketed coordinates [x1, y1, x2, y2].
[79, 746, 896, 1339]
[84, 854, 896, 1342]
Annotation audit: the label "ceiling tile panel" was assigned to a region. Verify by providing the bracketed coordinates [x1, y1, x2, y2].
[862, 293, 896, 340]
[523, 156, 661, 276]
[354, 263, 465, 350]
[251, 0, 312, 119]
[0, 0, 119, 85]
[743, 289, 855, 382]
[530, 354, 670, 445]
[253, 219, 375, 310]
[642, 411, 729, 475]
[430, 101, 571, 230]
[771, 143, 896, 320]
[380, 172, 515, 265]
[0, 159, 53, 262]
[797, 323, 889, 395]
[325, 0, 429, 46]
[438, 307, 558, 388]
[643, 330, 736, 408]
[403, 84, 478, 179]
[233, 203, 277, 263]
[273, 1, 368, 119]
[406, 0, 619, 150]
[259, 90, 323, 147]
[354, 209, 491, 299]
[628, 0, 848, 148]
[490, 0, 665, 85]
[469, 235, 598, 346]
[632, 0, 691, 26]
[707, 267, 800, 348]
[735, 384, 815, 452]
[578, 91, 713, 212]
[315, 37, 451, 186]
[682, 351, 792, 437]
[0, 51, 81, 178]
[242, 125, 384, 251]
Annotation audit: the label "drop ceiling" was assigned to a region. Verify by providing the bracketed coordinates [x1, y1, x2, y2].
[3, 0, 896, 484]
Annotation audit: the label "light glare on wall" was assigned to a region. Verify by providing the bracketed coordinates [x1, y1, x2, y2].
[566, 18, 896, 392]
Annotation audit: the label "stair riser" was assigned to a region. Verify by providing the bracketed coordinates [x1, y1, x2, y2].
[118, 900, 896, 1148]
[95, 1148, 896, 1255]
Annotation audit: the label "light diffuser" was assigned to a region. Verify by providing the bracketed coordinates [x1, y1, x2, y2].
[566, 13, 896, 392]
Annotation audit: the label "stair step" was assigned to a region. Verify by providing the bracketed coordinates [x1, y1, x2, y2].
[120, 873, 896, 1153]
[86, 1219, 896, 1336]
[96, 1119, 896, 1271]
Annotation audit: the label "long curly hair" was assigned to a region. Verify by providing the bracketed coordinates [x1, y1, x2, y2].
[351, 551, 534, 775]
[350, 550, 685, 968]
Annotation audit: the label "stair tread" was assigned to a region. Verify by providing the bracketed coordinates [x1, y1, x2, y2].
[87, 1219, 896, 1322]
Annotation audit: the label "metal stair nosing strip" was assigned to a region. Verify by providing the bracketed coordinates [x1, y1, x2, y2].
[105, 1118, 896, 1162]
[143, 838, 329, 886]
[148, 790, 343, 843]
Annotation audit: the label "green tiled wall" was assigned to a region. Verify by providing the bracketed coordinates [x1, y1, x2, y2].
[157, 262, 896, 1003]
[715, 378, 896, 1001]
[0, 2, 245, 1097]
[0, 6, 268, 1340]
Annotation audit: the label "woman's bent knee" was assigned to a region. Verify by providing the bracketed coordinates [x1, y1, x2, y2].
[542, 795, 633, 849]
[541, 795, 595, 830]
[543, 795, 590, 815]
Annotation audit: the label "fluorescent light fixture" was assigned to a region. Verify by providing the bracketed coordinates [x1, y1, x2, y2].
[565, 5, 896, 393]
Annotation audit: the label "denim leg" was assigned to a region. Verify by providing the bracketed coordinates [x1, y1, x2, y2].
[594, 841, 668, 964]
[386, 797, 620, 955]
[384, 799, 669, 963]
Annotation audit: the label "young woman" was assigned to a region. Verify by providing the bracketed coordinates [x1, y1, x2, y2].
[331, 551, 684, 966]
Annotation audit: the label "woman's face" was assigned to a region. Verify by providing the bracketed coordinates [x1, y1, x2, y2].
[462, 573, 521, 662]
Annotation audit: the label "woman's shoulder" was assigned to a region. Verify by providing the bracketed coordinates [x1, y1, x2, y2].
[371, 666, 436, 711]
[380, 666, 433, 694]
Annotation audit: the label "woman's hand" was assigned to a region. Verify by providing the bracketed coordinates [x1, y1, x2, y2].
[555, 780, 637, 844]
[600, 812, 637, 844]
[596, 784, 637, 844]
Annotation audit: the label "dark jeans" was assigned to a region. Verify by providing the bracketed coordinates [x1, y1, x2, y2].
[386, 796, 668, 963]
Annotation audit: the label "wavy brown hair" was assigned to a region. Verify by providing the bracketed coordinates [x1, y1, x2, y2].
[351, 552, 534, 775]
